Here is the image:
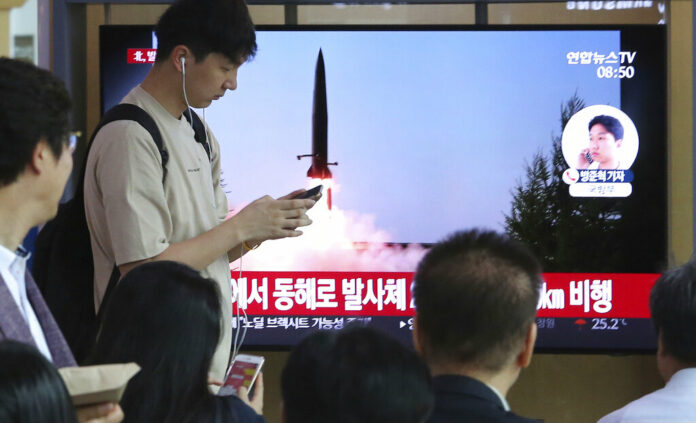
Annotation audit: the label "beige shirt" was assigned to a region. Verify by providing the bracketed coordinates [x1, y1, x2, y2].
[84, 85, 232, 382]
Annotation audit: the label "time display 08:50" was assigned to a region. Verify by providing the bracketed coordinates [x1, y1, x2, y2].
[596, 65, 635, 79]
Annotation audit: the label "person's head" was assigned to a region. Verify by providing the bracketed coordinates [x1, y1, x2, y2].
[154, 0, 257, 108]
[90, 261, 222, 422]
[650, 259, 696, 380]
[588, 115, 624, 167]
[0, 341, 78, 423]
[413, 229, 541, 377]
[0, 58, 73, 221]
[281, 326, 433, 423]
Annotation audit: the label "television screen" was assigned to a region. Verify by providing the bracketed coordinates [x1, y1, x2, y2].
[100, 24, 666, 352]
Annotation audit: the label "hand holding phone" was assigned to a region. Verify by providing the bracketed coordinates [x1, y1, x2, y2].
[218, 354, 264, 397]
[584, 150, 594, 164]
[291, 184, 323, 200]
[238, 372, 264, 415]
[576, 148, 592, 169]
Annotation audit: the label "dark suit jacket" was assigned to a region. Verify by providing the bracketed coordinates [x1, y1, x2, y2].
[427, 375, 540, 423]
[0, 271, 76, 368]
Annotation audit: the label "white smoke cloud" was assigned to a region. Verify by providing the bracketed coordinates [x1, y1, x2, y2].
[229, 183, 427, 272]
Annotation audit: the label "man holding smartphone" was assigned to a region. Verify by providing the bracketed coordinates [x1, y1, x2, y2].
[84, 0, 317, 385]
[576, 114, 625, 170]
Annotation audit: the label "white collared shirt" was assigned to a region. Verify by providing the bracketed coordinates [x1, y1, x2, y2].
[0, 244, 53, 361]
[486, 383, 511, 412]
[598, 368, 696, 423]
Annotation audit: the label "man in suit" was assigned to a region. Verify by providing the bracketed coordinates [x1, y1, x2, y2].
[412, 229, 541, 423]
[0, 57, 122, 423]
[598, 260, 696, 423]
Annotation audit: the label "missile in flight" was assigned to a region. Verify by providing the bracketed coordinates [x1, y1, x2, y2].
[297, 49, 337, 180]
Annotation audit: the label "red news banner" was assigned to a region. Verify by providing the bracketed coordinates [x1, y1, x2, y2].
[230, 272, 659, 319]
[127, 48, 157, 64]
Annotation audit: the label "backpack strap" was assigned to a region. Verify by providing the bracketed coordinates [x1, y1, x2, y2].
[95, 264, 121, 326]
[79, 104, 168, 192]
[183, 108, 211, 161]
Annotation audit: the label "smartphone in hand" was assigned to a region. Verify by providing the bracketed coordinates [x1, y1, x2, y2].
[218, 354, 265, 397]
[585, 151, 594, 164]
[291, 184, 323, 200]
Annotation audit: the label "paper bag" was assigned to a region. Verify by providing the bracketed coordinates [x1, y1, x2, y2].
[58, 363, 140, 406]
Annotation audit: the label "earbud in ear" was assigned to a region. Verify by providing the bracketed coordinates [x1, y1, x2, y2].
[180, 56, 186, 71]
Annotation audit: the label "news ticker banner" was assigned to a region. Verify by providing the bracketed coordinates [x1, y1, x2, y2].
[229, 272, 659, 319]
[127, 48, 157, 64]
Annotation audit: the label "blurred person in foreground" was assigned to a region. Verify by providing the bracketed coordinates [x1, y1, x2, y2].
[412, 229, 542, 423]
[281, 326, 434, 423]
[0, 340, 78, 423]
[598, 260, 696, 423]
[90, 261, 265, 422]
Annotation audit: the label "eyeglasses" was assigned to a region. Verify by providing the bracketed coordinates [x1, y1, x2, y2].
[68, 131, 81, 154]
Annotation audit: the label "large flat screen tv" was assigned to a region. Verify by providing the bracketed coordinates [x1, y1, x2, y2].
[100, 24, 667, 352]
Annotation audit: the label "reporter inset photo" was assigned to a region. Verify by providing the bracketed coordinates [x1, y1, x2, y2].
[561, 105, 639, 170]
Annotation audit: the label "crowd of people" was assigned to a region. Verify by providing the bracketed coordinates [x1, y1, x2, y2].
[1, 0, 695, 422]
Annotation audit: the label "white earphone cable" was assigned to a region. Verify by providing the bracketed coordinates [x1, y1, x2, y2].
[232, 243, 249, 360]
[181, 57, 194, 123]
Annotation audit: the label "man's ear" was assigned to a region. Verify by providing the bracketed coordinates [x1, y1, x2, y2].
[616, 138, 623, 148]
[171, 45, 191, 73]
[516, 321, 537, 369]
[29, 140, 51, 175]
[657, 330, 666, 358]
[412, 313, 425, 357]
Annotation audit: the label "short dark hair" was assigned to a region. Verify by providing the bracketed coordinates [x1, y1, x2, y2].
[650, 259, 696, 364]
[0, 58, 72, 186]
[90, 261, 224, 422]
[282, 326, 433, 423]
[0, 341, 78, 423]
[413, 229, 542, 371]
[589, 114, 624, 141]
[155, 0, 257, 65]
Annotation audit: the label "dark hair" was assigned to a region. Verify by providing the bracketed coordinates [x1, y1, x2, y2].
[0, 58, 72, 186]
[89, 261, 226, 423]
[155, 0, 257, 65]
[413, 229, 542, 371]
[589, 114, 624, 141]
[0, 341, 78, 423]
[282, 326, 433, 423]
[650, 259, 696, 364]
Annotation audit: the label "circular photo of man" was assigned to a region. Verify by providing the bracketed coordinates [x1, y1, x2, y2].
[561, 105, 639, 170]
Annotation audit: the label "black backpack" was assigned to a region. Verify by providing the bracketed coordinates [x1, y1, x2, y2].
[33, 103, 209, 363]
